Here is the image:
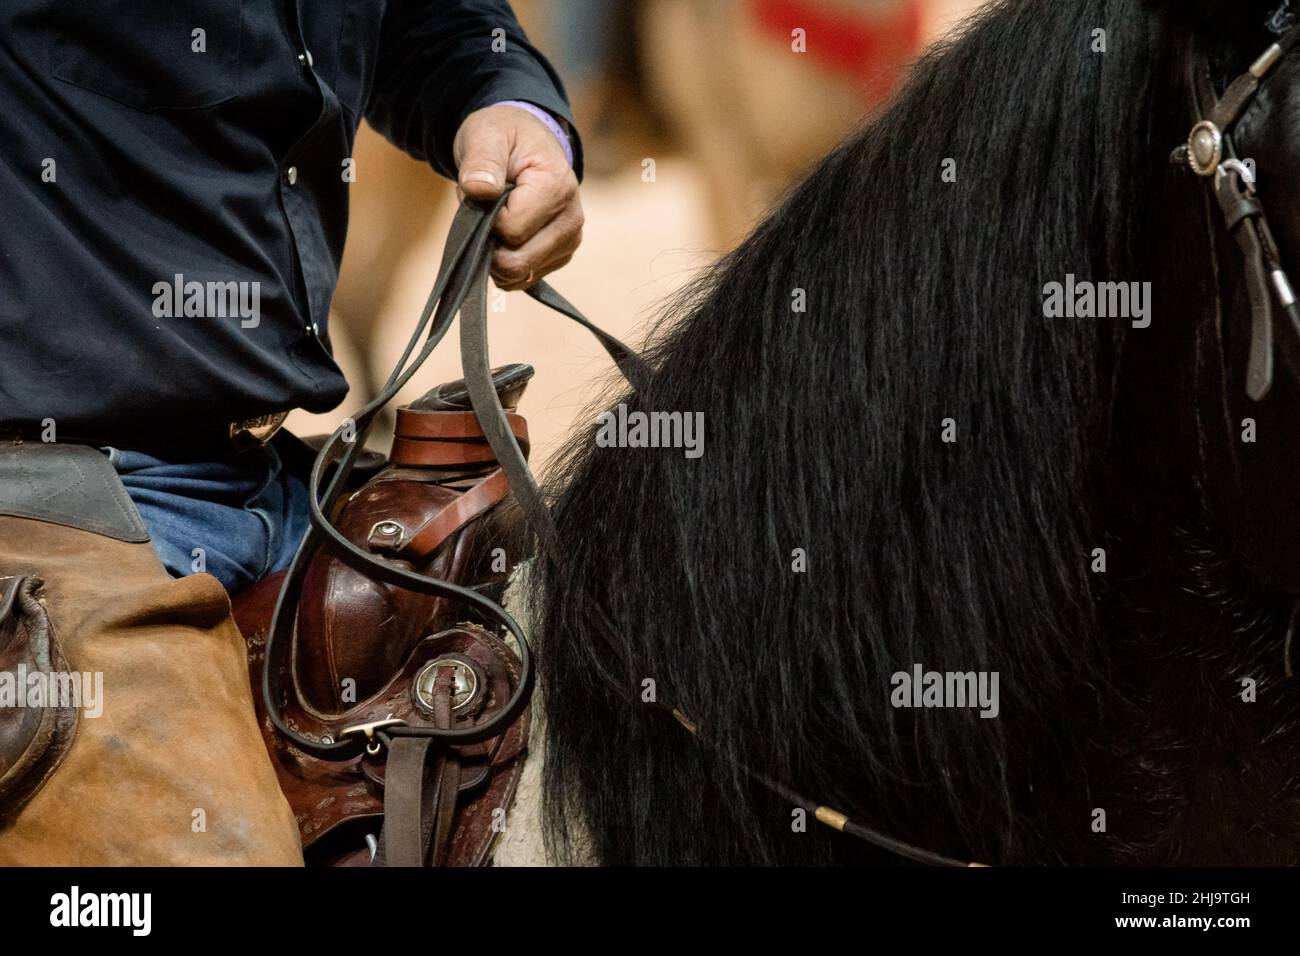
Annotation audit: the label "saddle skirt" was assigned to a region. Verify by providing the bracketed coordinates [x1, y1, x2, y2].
[233, 365, 534, 867]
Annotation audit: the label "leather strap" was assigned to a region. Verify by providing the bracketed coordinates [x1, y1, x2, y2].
[372, 737, 439, 866]
[395, 408, 529, 441]
[1185, 28, 1300, 401]
[372, 665, 463, 867]
[390, 408, 530, 467]
[389, 439, 511, 467]
[1208, 68, 1267, 131]
[391, 470, 512, 562]
[461, 262, 566, 558]
[427, 667, 462, 867]
[1206, 27, 1300, 129]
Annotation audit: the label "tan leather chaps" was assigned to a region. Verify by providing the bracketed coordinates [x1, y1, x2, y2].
[0, 445, 303, 866]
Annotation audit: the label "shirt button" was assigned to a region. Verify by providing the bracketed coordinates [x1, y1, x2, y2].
[285, 166, 299, 186]
[297, 50, 313, 67]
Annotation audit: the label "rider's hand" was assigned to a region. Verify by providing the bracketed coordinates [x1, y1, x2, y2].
[453, 104, 583, 291]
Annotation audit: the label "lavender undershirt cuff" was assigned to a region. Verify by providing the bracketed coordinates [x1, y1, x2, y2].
[494, 100, 575, 168]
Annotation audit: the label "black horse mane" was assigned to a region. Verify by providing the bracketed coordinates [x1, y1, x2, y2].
[530, 0, 1300, 866]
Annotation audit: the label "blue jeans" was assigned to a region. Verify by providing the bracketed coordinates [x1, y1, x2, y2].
[105, 444, 311, 595]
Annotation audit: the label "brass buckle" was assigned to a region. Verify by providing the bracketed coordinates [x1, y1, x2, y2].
[228, 410, 290, 451]
[339, 716, 407, 756]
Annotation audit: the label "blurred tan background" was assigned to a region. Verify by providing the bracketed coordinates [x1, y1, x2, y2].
[287, 0, 987, 471]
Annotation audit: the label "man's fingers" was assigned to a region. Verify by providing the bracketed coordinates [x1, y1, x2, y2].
[492, 240, 577, 291]
[494, 170, 578, 247]
[491, 204, 583, 290]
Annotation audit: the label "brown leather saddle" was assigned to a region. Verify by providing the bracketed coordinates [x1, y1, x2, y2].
[235, 193, 648, 867]
[232, 366, 534, 867]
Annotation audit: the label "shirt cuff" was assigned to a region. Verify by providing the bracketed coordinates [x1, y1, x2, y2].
[492, 100, 575, 168]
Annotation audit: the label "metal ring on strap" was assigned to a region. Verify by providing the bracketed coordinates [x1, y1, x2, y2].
[1216, 158, 1256, 193]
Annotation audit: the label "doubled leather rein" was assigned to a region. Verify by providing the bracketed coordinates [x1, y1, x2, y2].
[266, 200, 533, 763]
[264, 193, 981, 867]
[1172, 20, 1300, 400]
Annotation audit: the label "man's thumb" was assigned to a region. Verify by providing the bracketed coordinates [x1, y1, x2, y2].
[458, 154, 507, 199]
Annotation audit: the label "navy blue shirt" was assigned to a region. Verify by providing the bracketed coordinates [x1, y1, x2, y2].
[0, 0, 578, 453]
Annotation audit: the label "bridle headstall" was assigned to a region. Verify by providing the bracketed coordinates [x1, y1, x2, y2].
[1172, 15, 1300, 401]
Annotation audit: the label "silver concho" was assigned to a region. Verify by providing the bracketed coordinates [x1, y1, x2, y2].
[413, 656, 479, 716]
[1187, 120, 1223, 177]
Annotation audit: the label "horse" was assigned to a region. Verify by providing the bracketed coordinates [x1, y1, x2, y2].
[513, 0, 1300, 865]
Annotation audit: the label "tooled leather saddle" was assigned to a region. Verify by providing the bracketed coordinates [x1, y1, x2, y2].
[232, 366, 534, 866]
[233, 193, 649, 867]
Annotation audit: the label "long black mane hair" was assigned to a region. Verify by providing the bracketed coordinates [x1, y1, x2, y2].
[531, 0, 1300, 865]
